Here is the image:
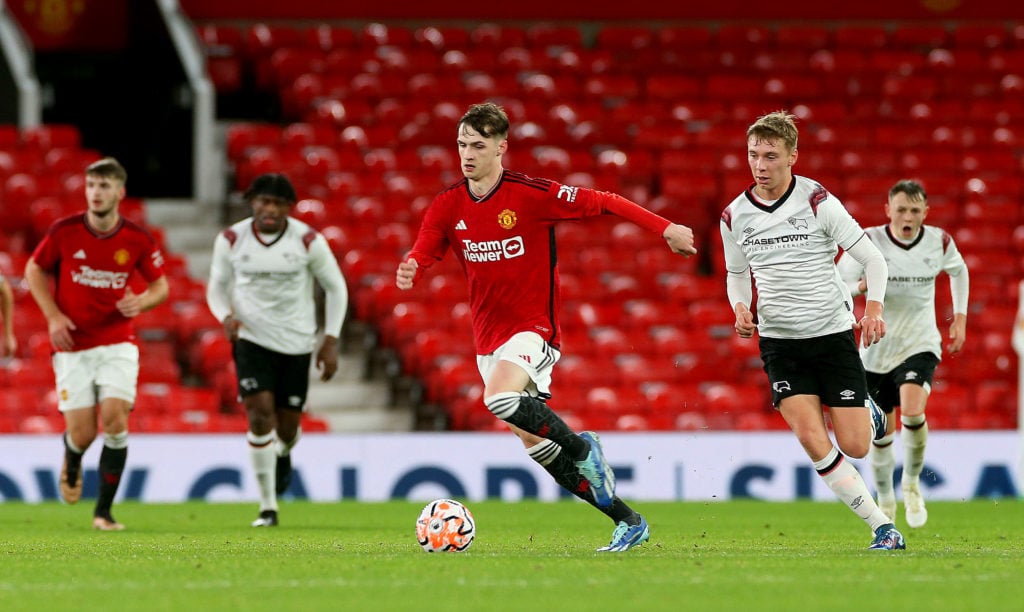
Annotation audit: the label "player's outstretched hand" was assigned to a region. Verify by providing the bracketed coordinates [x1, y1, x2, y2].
[663, 223, 697, 256]
[396, 258, 418, 290]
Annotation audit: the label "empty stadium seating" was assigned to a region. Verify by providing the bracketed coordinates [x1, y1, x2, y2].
[201, 20, 1022, 431]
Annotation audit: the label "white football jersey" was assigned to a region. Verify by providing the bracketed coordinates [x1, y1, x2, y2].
[838, 224, 968, 372]
[207, 216, 347, 355]
[720, 176, 867, 339]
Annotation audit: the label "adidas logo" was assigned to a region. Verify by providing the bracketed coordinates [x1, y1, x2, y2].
[455, 220, 467, 230]
[73, 249, 87, 259]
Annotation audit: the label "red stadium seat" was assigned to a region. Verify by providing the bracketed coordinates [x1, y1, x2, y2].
[656, 26, 713, 50]
[774, 25, 830, 49]
[527, 23, 582, 49]
[594, 26, 654, 51]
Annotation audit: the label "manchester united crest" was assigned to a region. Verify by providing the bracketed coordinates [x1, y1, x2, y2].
[114, 249, 130, 265]
[498, 209, 517, 230]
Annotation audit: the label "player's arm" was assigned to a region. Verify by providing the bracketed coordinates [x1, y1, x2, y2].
[818, 199, 887, 347]
[836, 250, 867, 296]
[206, 232, 239, 340]
[599, 192, 697, 256]
[946, 248, 970, 354]
[309, 235, 347, 381]
[720, 219, 756, 339]
[397, 201, 449, 290]
[843, 236, 888, 347]
[0, 276, 16, 356]
[24, 256, 76, 351]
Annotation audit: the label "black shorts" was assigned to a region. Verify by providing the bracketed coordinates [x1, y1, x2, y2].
[233, 339, 312, 410]
[759, 330, 869, 409]
[865, 352, 939, 414]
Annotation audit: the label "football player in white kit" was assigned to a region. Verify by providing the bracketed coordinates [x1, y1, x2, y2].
[207, 173, 348, 527]
[720, 111, 905, 550]
[838, 179, 969, 528]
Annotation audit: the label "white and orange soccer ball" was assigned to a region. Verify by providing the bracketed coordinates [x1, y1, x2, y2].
[415, 498, 476, 553]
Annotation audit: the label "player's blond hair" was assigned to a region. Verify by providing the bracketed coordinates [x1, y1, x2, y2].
[747, 110, 798, 153]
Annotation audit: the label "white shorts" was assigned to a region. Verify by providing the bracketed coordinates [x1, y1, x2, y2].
[52, 342, 140, 412]
[476, 332, 560, 399]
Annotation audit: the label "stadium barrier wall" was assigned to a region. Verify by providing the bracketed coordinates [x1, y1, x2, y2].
[0, 431, 1017, 503]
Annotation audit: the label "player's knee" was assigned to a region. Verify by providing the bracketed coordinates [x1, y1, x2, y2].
[483, 391, 522, 420]
[837, 434, 869, 459]
[104, 430, 129, 450]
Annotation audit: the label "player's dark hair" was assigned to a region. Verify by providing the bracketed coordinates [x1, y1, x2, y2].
[85, 157, 127, 184]
[245, 173, 297, 203]
[747, 110, 798, 152]
[889, 179, 927, 203]
[460, 102, 509, 140]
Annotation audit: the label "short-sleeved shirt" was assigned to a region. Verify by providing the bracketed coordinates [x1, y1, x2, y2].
[30, 213, 165, 351]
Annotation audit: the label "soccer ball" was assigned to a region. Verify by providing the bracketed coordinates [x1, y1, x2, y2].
[415, 498, 475, 552]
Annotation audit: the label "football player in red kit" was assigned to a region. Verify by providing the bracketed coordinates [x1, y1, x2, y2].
[396, 102, 696, 552]
[25, 157, 168, 531]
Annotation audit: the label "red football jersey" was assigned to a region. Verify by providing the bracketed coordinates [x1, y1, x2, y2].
[30, 213, 166, 351]
[407, 171, 668, 354]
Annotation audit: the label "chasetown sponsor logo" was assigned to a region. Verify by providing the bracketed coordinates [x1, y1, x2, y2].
[71, 266, 129, 289]
[462, 237, 525, 262]
[742, 234, 810, 246]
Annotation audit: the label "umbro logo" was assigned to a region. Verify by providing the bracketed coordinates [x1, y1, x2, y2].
[455, 220, 467, 230]
[73, 249, 87, 259]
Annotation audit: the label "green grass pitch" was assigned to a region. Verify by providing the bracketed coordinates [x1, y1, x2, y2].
[1, 499, 1021, 611]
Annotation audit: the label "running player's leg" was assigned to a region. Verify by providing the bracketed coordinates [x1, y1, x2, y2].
[61, 408, 96, 505]
[275, 418, 301, 496]
[866, 371, 898, 521]
[246, 390, 278, 526]
[768, 334, 902, 549]
[92, 343, 140, 531]
[899, 381, 931, 528]
[93, 398, 130, 530]
[892, 354, 937, 528]
[481, 333, 614, 507]
[53, 350, 99, 505]
[272, 351, 312, 497]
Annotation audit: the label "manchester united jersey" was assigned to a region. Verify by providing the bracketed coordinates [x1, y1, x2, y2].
[407, 170, 667, 355]
[30, 213, 165, 351]
[838, 224, 968, 372]
[720, 176, 868, 339]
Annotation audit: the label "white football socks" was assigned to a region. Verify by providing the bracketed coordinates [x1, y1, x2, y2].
[248, 431, 277, 512]
[870, 433, 896, 502]
[901, 414, 928, 486]
[815, 447, 891, 532]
